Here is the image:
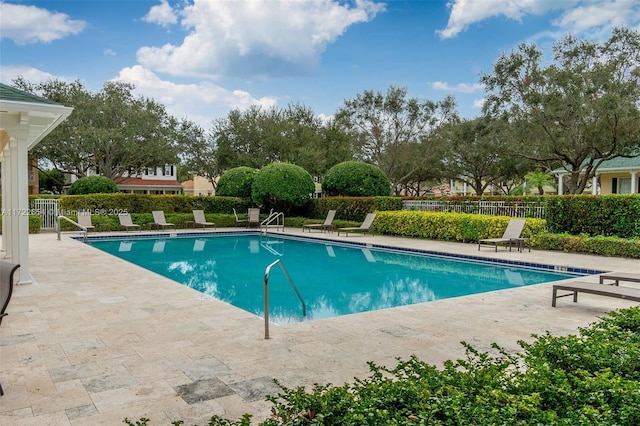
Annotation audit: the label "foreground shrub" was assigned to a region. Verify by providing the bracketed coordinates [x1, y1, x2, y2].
[322, 161, 391, 196]
[125, 307, 640, 425]
[67, 175, 119, 195]
[216, 166, 258, 198]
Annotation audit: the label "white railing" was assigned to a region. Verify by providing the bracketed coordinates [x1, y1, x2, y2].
[403, 200, 546, 219]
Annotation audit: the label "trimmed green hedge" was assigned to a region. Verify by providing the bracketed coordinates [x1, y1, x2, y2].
[310, 196, 403, 221]
[0, 215, 41, 234]
[125, 307, 640, 426]
[533, 232, 640, 258]
[546, 194, 640, 238]
[58, 194, 250, 215]
[373, 211, 546, 242]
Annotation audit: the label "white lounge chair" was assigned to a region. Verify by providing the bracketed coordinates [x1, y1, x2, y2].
[303, 210, 336, 233]
[151, 211, 175, 230]
[337, 213, 376, 236]
[192, 210, 215, 229]
[118, 213, 140, 231]
[77, 210, 95, 232]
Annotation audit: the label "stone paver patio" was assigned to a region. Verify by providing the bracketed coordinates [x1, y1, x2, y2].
[1, 228, 638, 425]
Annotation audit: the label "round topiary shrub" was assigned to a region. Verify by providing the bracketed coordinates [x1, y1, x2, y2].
[216, 166, 258, 198]
[251, 163, 315, 214]
[322, 161, 391, 196]
[67, 176, 119, 195]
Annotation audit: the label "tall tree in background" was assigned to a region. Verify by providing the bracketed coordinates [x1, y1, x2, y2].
[211, 103, 353, 176]
[335, 85, 458, 194]
[482, 27, 640, 194]
[443, 117, 515, 195]
[13, 78, 180, 179]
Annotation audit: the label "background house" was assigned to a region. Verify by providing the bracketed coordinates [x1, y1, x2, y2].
[554, 155, 640, 195]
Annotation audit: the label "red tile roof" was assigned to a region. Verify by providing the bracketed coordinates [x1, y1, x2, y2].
[115, 177, 182, 188]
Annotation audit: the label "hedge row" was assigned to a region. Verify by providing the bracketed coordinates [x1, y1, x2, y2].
[56, 213, 314, 232]
[58, 193, 250, 215]
[310, 196, 403, 221]
[125, 306, 640, 425]
[533, 232, 640, 259]
[546, 194, 640, 238]
[372, 211, 546, 242]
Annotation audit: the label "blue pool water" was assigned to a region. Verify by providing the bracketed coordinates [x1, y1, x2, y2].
[87, 233, 581, 324]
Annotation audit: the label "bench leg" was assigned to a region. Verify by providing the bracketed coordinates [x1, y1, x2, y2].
[552, 288, 557, 307]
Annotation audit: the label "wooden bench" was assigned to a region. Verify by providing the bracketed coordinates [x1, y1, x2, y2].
[552, 281, 640, 307]
[599, 272, 640, 286]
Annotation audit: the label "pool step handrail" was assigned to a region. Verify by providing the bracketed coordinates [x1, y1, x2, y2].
[57, 215, 88, 242]
[261, 211, 284, 233]
[263, 259, 306, 339]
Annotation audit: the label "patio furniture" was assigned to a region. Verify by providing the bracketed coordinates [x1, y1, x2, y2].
[247, 208, 261, 228]
[599, 272, 640, 286]
[478, 219, 526, 252]
[118, 213, 140, 231]
[150, 211, 175, 230]
[552, 281, 640, 307]
[1, 260, 20, 396]
[192, 210, 216, 229]
[337, 213, 376, 236]
[302, 210, 336, 233]
[77, 210, 95, 232]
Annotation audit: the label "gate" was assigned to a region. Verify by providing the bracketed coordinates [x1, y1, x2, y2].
[32, 198, 59, 231]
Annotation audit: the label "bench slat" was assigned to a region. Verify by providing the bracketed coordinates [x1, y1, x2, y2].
[552, 281, 640, 307]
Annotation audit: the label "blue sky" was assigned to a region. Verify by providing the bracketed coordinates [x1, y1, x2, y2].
[2, 0, 640, 129]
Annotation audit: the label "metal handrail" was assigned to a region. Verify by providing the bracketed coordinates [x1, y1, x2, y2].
[263, 259, 306, 339]
[261, 211, 285, 233]
[57, 215, 88, 242]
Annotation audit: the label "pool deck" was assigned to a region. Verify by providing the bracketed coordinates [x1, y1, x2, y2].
[1, 228, 639, 425]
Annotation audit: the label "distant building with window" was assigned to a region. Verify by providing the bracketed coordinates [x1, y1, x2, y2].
[70, 165, 182, 194]
[553, 155, 640, 195]
[181, 175, 216, 196]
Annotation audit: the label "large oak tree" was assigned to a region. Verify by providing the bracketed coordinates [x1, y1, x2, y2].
[335, 85, 458, 194]
[482, 27, 640, 194]
[14, 78, 181, 180]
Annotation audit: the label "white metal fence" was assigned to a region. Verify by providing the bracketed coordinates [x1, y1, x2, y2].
[32, 198, 59, 230]
[402, 200, 546, 219]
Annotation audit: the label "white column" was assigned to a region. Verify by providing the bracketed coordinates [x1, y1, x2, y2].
[557, 175, 564, 195]
[3, 141, 14, 261]
[16, 137, 31, 284]
[463, 181, 467, 196]
[592, 175, 598, 195]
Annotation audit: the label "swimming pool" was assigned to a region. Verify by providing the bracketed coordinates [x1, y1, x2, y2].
[87, 233, 582, 324]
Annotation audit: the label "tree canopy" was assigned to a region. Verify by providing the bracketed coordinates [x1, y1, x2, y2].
[335, 85, 458, 194]
[13, 78, 188, 180]
[482, 27, 640, 194]
[212, 103, 353, 177]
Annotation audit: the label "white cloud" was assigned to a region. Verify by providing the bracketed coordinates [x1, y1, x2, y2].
[431, 81, 484, 93]
[104, 48, 117, 56]
[472, 98, 485, 109]
[0, 2, 86, 45]
[136, 0, 385, 79]
[437, 0, 640, 39]
[436, 0, 572, 39]
[143, 0, 178, 27]
[552, 0, 640, 33]
[0, 65, 61, 85]
[113, 65, 277, 128]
